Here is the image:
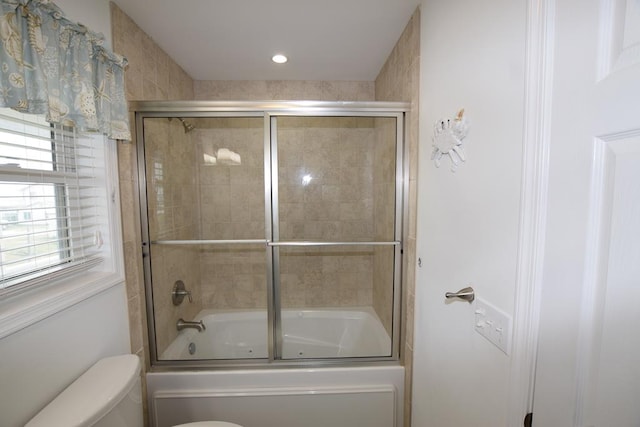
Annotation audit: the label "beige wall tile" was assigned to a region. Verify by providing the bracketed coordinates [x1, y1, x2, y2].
[194, 80, 375, 101]
[195, 117, 383, 310]
[128, 294, 143, 356]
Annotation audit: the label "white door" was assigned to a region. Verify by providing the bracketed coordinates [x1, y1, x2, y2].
[532, 0, 640, 425]
[412, 0, 527, 426]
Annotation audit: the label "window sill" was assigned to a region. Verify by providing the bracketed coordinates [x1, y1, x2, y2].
[0, 270, 124, 340]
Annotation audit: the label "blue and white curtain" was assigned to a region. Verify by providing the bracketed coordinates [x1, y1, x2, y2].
[0, 0, 130, 140]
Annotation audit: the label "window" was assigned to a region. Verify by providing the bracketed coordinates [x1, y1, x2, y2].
[0, 108, 111, 294]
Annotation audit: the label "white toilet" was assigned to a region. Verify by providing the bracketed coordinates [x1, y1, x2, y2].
[25, 354, 242, 427]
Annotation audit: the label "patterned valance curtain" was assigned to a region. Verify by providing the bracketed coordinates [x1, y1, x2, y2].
[0, 0, 130, 140]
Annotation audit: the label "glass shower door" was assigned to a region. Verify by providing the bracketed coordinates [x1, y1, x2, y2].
[141, 116, 271, 362]
[272, 116, 401, 359]
[137, 104, 406, 367]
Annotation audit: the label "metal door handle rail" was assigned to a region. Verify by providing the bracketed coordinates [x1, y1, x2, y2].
[151, 239, 268, 245]
[151, 240, 401, 247]
[267, 241, 401, 247]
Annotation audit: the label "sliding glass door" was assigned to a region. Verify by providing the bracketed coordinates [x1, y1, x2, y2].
[272, 115, 401, 359]
[136, 104, 405, 366]
[141, 115, 271, 361]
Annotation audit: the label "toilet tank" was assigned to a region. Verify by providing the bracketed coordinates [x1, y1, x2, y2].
[26, 354, 143, 427]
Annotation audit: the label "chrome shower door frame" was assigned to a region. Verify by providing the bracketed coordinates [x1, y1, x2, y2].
[133, 101, 408, 369]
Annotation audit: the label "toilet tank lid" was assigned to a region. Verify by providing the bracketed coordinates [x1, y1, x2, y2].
[26, 354, 141, 427]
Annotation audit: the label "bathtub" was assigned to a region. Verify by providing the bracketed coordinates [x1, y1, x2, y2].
[160, 307, 391, 360]
[149, 307, 404, 427]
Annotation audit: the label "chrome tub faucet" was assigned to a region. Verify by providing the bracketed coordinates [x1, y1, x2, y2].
[176, 318, 206, 332]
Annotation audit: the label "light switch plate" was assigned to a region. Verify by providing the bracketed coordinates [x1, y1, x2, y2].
[474, 297, 512, 355]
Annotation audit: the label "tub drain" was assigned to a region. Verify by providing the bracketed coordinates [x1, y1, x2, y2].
[188, 342, 196, 355]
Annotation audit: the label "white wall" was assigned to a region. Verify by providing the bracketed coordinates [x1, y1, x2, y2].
[0, 2, 130, 426]
[0, 285, 130, 426]
[417, 0, 526, 311]
[55, 0, 112, 49]
[412, 0, 527, 425]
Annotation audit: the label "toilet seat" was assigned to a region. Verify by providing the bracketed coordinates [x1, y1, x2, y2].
[173, 423, 243, 427]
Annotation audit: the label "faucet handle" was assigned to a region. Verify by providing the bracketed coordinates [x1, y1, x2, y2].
[171, 280, 192, 306]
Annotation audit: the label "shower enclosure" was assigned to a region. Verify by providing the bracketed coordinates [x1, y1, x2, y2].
[134, 101, 407, 367]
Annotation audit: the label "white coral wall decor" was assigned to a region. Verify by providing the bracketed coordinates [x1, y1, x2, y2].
[431, 109, 469, 172]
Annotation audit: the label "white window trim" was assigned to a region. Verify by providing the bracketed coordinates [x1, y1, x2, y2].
[0, 138, 125, 339]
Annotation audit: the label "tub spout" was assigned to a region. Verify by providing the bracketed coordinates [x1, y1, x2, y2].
[176, 318, 206, 332]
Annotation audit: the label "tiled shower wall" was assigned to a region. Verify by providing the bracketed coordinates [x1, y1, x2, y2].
[375, 8, 421, 427]
[193, 118, 267, 309]
[192, 117, 395, 311]
[372, 117, 399, 336]
[277, 117, 381, 310]
[193, 80, 374, 101]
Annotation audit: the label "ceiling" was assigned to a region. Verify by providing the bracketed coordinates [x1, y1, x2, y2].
[111, 0, 420, 81]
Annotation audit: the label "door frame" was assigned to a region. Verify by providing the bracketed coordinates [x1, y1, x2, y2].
[507, 0, 555, 424]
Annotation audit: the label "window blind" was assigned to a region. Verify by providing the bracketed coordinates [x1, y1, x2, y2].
[0, 109, 107, 290]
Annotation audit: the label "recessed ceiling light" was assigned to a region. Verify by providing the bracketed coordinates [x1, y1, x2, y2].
[272, 54, 288, 64]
